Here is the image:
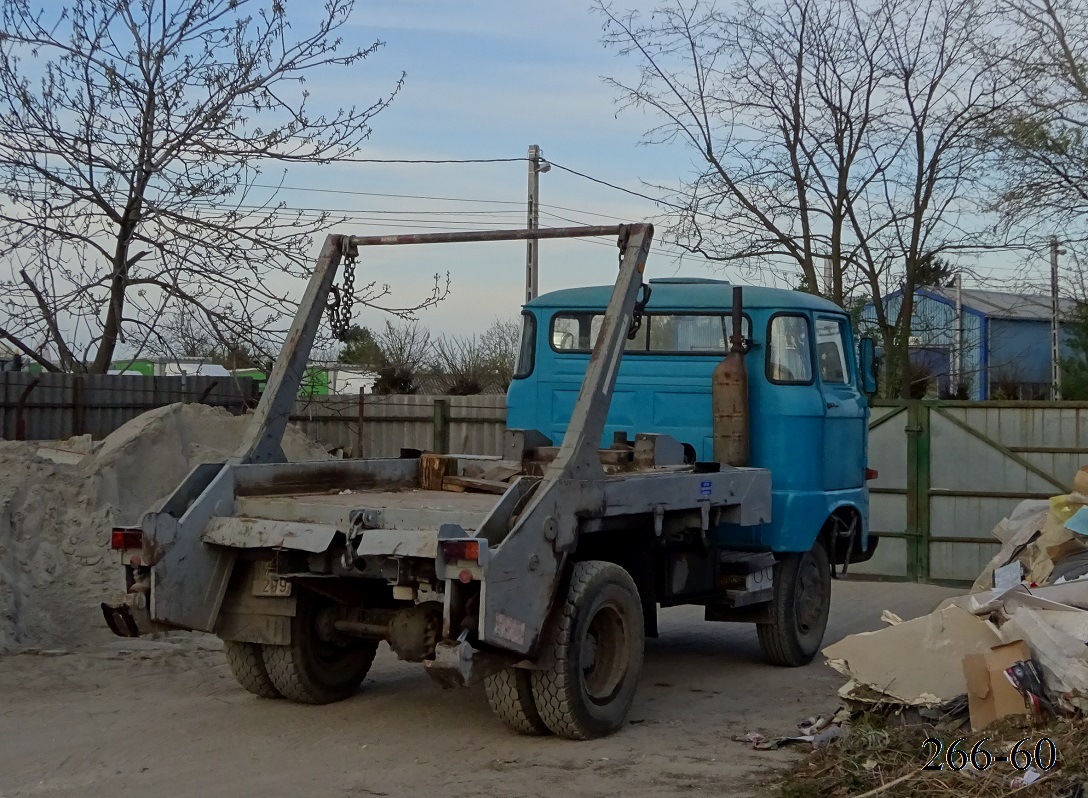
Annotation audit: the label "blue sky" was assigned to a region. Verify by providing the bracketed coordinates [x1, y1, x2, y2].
[270, 0, 710, 336]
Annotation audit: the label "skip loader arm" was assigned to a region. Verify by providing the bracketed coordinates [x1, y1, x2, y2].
[128, 225, 654, 636]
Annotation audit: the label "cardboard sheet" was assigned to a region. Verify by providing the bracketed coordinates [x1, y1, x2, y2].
[823, 604, 1001, 706]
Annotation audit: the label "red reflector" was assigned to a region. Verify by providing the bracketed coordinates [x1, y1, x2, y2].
[441, 539, 480, 562]
[111, 528, 143, 550]
[866, 468, 879, 481]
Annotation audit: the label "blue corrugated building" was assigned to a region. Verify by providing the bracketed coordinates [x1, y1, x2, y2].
[861, 287, 1077, 399]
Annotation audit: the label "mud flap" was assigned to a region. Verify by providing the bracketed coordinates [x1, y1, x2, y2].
[101, 602, 140, 637]
[422, 640, 514, 688]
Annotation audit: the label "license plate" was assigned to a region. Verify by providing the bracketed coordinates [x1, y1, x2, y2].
[252, 560, 292, 597]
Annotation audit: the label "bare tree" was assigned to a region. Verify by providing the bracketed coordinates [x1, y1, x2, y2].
[129, 304, 264, 370]
[985, 0, 1088, 307]
[597, 0, 1019, 397]
[0, 0, 445, 374]
[481, 317, 522, 389]
[991, 0, 1088, 220]
[371, 320, 431, 395]
[432, 334, 492, 395]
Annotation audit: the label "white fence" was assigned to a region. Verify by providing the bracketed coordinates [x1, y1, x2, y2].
[291, 394, 507, 458]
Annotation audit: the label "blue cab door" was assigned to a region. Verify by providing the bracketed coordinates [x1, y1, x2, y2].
[814, 315, 867, 491]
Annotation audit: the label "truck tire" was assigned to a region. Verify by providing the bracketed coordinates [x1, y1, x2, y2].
[224, 640, 283, 699]
[485, 667, 552, 735]
[757, 539, 831, 667]
[263, 592, 378, 704]
[531, 560, 645, 740]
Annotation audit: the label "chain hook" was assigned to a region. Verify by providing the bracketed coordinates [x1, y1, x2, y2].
[618, 225, 650, 340]
[627, 282, 652, 340]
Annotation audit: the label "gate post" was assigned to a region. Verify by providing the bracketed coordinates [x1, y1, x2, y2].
[905, 401, 932, 582]
[432, 398, 451, 455]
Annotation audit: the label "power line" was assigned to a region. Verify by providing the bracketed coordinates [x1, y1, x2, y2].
[247, 183, 523, 206]
[541, 202, 632, 222]
[546, 161, 689, 212]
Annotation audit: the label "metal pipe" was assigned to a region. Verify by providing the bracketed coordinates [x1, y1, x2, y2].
[349, 225, 627, 247]
[333, 620, 389, 639]
[729, 286, 745, 354]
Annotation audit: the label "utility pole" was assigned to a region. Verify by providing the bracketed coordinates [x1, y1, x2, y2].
[954, 272, 963, 392]
[525, 145, 545, 303]
[1051, 235, 1066, 400]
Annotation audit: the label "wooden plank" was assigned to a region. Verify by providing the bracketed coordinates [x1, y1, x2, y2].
[443, 475, 509, 495]
[531, 446, 632, 466]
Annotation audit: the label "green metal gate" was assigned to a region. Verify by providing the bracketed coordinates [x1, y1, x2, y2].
[855, 400, 1088, 586]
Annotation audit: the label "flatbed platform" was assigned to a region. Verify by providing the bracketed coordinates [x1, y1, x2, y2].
[234, 488, 498, 531]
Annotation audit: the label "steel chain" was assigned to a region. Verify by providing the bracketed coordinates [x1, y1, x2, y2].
[340, 252, 357, 339]
[328, 245, 359, 341]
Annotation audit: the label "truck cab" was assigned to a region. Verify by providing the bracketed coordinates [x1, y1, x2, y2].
[508, 276, 877, 568]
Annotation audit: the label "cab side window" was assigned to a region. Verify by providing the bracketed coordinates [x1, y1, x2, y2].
[513, 312, 537, 379]
[815, 317, 849, 384]
[767, 314, 813, 384]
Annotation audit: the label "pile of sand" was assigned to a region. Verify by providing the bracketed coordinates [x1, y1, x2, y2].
[0, 403, 330, 651]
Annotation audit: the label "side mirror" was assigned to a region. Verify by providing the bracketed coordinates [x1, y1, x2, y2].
[859, 337, 878, 395]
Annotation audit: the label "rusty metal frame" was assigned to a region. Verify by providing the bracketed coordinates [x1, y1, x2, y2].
[347, 225, 625, 248]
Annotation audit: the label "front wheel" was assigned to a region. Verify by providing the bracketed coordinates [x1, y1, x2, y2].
[531, 561, 645, 740]
[757, 539, 832, 667]
[262, 591, 378, 704]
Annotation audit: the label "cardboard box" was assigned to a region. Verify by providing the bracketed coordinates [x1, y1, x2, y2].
[962, 640, 1032, 731]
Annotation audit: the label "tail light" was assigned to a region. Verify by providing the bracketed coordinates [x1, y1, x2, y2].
[865, 468, 879, 481]
[111, 527, 143, 550]
[440, 539, 481, 562]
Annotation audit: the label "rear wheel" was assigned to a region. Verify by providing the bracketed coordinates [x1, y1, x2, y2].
[485, 667, 552, 735]
[757, 539, 832, 667]
[263, 591, 378, 704]
[531, 561, 644, 740]
[224, 640, 282, 699]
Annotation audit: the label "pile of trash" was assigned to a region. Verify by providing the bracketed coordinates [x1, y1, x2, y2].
[0, 403, 329, 651]
[824, 466, 1088, 732]
[760, 467, 1088, 795]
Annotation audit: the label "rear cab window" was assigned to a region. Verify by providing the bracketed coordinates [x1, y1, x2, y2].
[766, 314, 814, 384]
[551, 312, 749, 354]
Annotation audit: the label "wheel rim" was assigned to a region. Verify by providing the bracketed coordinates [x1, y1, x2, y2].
[794, 552, 826, 636]
[579, 602, 629, 705]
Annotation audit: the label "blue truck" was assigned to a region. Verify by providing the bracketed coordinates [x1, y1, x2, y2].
[102, 224, 878, 740]
[508, 276, 879, 666]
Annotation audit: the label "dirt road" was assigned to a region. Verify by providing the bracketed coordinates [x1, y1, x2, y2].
[0, 580, 957, 798]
